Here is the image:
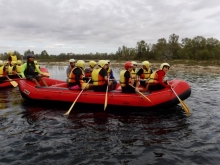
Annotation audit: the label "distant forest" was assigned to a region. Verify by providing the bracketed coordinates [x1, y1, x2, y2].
[1, 34, 220, 62]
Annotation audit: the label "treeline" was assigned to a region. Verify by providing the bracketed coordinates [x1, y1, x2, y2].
[1, 33, 220, 61]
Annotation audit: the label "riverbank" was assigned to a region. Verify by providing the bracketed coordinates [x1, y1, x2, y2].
[39, 60, 220, 74]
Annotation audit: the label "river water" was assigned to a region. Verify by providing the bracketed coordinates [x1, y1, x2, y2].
[0, 65, 220, 165]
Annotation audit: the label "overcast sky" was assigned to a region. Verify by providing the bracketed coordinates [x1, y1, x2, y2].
[0, 0, 220, 55]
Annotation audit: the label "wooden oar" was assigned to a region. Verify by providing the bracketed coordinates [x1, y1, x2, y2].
[6, 76, 18, 87]
[168, 83, 190, 116]
[104, 78, 109, 111]
[131, 85, 151, 103]
[64, 79, 91, 116]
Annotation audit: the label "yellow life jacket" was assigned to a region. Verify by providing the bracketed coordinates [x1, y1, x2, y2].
[119, 70, 127, 87]
[92, 68, 106, 86]
[148, 71, 159, 84]
[8, 66, 14, 75]
[131, 68, 138, 79]
[140, 68, 151, 79]
[16, 65, 22, 74]
[107, 67, 111, 76]
[11, 55, 17, 61]
[0, 66, 4, 77]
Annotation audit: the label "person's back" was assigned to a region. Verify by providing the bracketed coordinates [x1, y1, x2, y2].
[92, 60, 109, 92]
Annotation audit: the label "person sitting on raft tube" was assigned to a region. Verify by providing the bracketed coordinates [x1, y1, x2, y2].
[136, 61, 153, 88]
[84, 60, 97, 83]
[0, 60, 7, 81]
[120, 62, 145, 93]
[92, 60, 112, 92]
[68, 60, 93, 90]
[106, 60, 117, 90]
[20, 54, 48, 87]
[147, 63, 171, 91]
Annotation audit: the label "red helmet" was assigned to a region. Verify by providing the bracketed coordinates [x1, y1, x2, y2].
[124, 62, 134, 70]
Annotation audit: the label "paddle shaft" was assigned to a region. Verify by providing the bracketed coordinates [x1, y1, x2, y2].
[6, 75, 18, 87]
[64, 79, 91, 116]
[104, 78, 109, 111]
[130, 85, 151, 103]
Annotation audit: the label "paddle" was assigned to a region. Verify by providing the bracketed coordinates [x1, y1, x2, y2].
[64, 79, 91, 116]
[131, 85, 152, 103]
[168, 82, 190, 116]
[6, 75, 18, 87]
[104, 77, 109, 111]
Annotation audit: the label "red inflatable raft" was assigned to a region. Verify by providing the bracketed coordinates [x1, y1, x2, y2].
[0, 67, 50, 88]
[18, 77, 191, 109]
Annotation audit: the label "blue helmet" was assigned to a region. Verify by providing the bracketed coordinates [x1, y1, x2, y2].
[27, 54, 34, 59]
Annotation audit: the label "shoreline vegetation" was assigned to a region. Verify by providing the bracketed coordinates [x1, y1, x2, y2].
[39, 60, 220, 74]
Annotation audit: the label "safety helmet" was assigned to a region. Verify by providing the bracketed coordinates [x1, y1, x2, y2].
[131, 61, 137, 66]
[27, 54, 34, 59]
[142, 61, 150, 68]
[106, 60, 110, 63]
[69, 59, 75, 63]
[124, 61, 134, 70]
[98, 60, 108, 68]
[34, 60, 38, 65]
[0, 60, 3, 66]
[89, 60, 96, 68]
[76, 60, 85, 69]
[11, 61, 17, 66]
[160, 63, 170, 70]
[17, 60, 22, 65]
[8, 51, 14, 56]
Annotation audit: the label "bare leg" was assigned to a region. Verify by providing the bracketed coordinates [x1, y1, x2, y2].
[32, 78, 41, 86]
[40, 77, 48, 86]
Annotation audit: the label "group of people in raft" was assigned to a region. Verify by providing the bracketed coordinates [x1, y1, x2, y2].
[0, 52, 172, 93]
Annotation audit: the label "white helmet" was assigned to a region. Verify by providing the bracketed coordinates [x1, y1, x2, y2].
[69, 59, 75, 63]
[160, 63, 170, 70]
[0, 60, 3, 66]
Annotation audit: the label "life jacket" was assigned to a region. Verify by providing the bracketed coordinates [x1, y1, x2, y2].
[140, 68, 151, 79]
[35, 65, 40, 72]
[92, 68, 106, 86]
[131, 68, 138, 79]
[68, 67, 84, 84]
[107, 67, 111, 76]
[119, 70, 131, 87]
[148, 70, 160, 84]
[16, 65, 22, 74]
[24, 62, 36, 75]
[0, 66, 5, 77]
[8, 65, 15, 75]
[11, 55, 17, 62]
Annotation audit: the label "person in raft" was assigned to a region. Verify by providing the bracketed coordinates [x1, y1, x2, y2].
[147, 63, 171, 91]
[130, 61, 138, 80]
[106, 60, 117, 90]
[68, 60, 93, 90]
[136, 61, 153, 88]
[120, 61, 144, 93]
[66, 59, 76, 78]
[92, 60, 112, 92]
[0, 60, 7, 82]
[20, 54, 48, 87]
[84, 60, 97, 83]
[7, 51, 17, 65]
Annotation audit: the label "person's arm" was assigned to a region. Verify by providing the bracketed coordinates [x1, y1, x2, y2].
[100, 68, 108, 81]
[20, 63, 27, 78]
[35, 64, 42, 74]
[109, 70, 114, 79]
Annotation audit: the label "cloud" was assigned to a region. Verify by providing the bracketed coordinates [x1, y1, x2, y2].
[0, 0, 220, 55]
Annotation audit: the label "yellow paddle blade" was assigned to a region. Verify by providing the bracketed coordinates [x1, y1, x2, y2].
[10, 80, 18, 87]
[42, 72, 50, 77]
[104, 86, 108, 111]
[179, 99, 190, 116]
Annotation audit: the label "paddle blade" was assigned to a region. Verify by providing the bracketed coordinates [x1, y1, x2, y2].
[42, 72, 50, 77]
[10, 80, 18, 87]
[179, 99, 190, 116]
[64, 100, 76, 116]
